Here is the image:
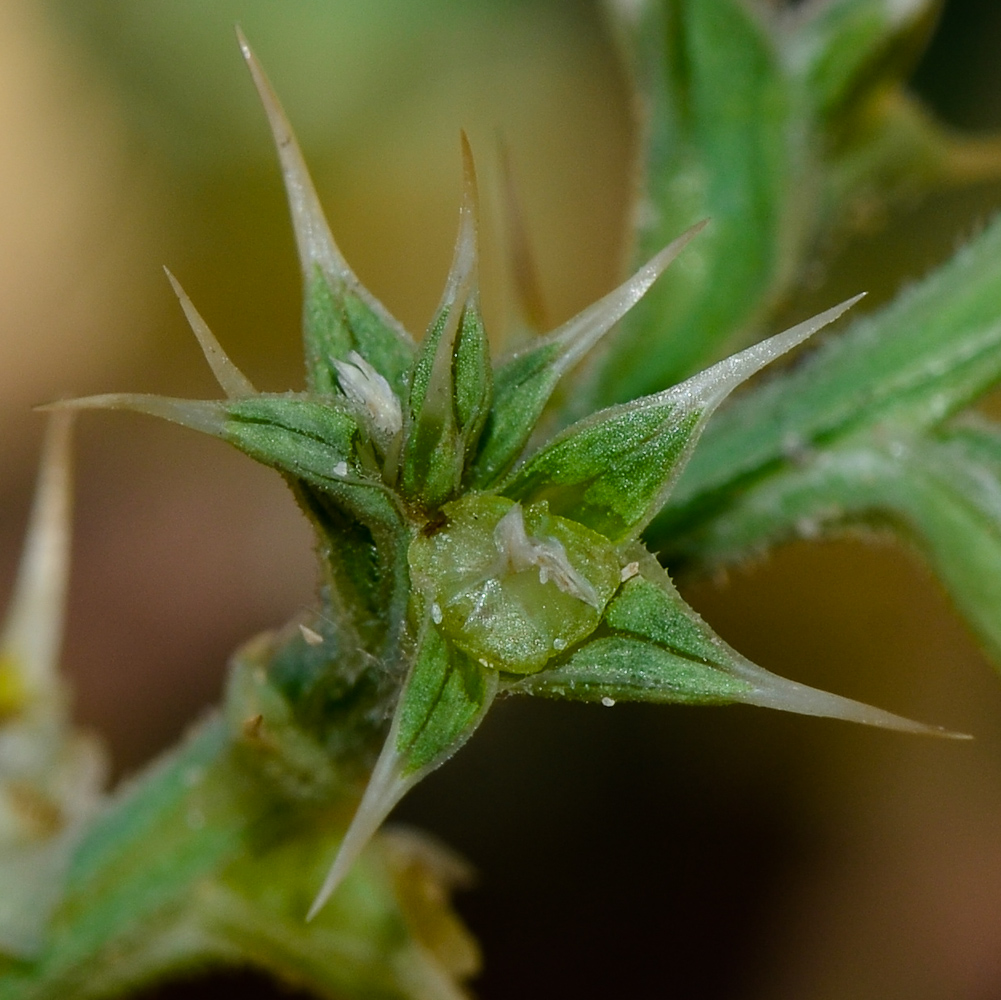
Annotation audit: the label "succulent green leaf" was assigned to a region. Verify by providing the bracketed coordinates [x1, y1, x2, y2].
[400, 138, 492, 509]
[595, 0, 797, 403]
[656, 214, 1001, 554]
[393, 625, 496, 775]
[219, 395, 411, 654]
[239, 31, 415, 396]
[515, 550, 961, 735]
[665, 420, 1001, 670]
[504, 298, 860, 543]
[56, 393, 360, 494]
[408, 495, 621, 673]
[308, 622, 496, 920]
[469, 221, 707, 488]
[222, 395, 361, 485]
[516, 635, 752, 705]
[51, 392, 411, 653]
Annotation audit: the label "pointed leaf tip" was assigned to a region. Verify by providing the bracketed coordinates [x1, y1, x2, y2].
[238, 29, 414, 395]
[471, 220, 709, 488]
[41, 394, 228, 437]
[734, 663, 969, 738]
[503, 293, 865, 544]
[164, 268, 256, 398]
[440, 131, 480, 309]
[1, 413, 74, 705]
[306, 745, 415, 921]
[520, 562, 968, 738]
[401, 138, 491, 506]
[308, 626, 496, 919]
[679, 292, 866, 411]
[237, 29, 347, 286]
[552, 218, 710, 377]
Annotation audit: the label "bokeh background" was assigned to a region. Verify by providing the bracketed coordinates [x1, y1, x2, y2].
[3, 1, 1001, 997]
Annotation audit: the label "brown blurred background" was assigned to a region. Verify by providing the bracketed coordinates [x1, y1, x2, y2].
[3, 1, 1001, 997]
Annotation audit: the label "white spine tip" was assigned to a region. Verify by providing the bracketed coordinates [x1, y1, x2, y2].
[164, 268, 256, 399]
[1, 412, 75, 696]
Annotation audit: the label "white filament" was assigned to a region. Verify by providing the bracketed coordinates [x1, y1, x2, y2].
[333, 351, 403, 437]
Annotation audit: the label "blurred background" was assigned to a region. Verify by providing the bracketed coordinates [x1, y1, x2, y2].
[3, 1, 1001, 997]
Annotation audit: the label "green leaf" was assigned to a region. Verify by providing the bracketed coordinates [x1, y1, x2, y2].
[517, 635, 751, 705]
[222, 395, 360, 484]
[239, 32, 415, 396]
[469, 221, 706, 488]
[504, 299, 859, 543]
[594, 0, 797, 403]
[515, 550, 959, 734]
[400, 138, 492, 509]
[49, 392, 412, 655]
[665, 420, 1001, 668]
[655, 213, 1001, 555]
[307, 622, 496, 920]
[393, 627, 495, 775]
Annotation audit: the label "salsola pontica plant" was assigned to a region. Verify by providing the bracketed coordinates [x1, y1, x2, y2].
[8, 2, 1001, 997]
[46, 29, 961, 911]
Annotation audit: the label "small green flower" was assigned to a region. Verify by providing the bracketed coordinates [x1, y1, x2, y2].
[55, 32, 964, 922]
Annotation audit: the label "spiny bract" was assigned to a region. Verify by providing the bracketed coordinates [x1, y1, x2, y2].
[55, 32, 961, 921]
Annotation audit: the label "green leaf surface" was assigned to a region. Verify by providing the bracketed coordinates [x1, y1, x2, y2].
[515, 551, 956, 734]
[307, 622, 496, 919]
[222, 396, 411, 648]
[655, 213, 1001, 552]
[790, 0, 935, 120]
[222, 394, 359, 482]
[506, 297, 856, 544]
[503, 394, 700, 543]
[304, 268, 415, 397]
[394, 625, 496, 776]
[516, 635, 751, 705]
[470, 223, 706, 488]
[594, 0, 797, 403]
[401, 142, 492, 509]
[665, 421, 1001, 667]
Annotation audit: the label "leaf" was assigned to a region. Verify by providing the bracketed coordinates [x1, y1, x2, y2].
[308, 623, 496, 920]
[468, 221, 706, 488]
[594, 0, 1001, 408]
[503, 298, 860, 544]
[655, 213, 1001, 556]
[515, 549, 963, 735]
[51, 392, 412, 654]
[665, 419, 1001, 669]
[400, 136, 492, 509]
[594, 0, 797, 403]
[238, 30, 415, 396]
